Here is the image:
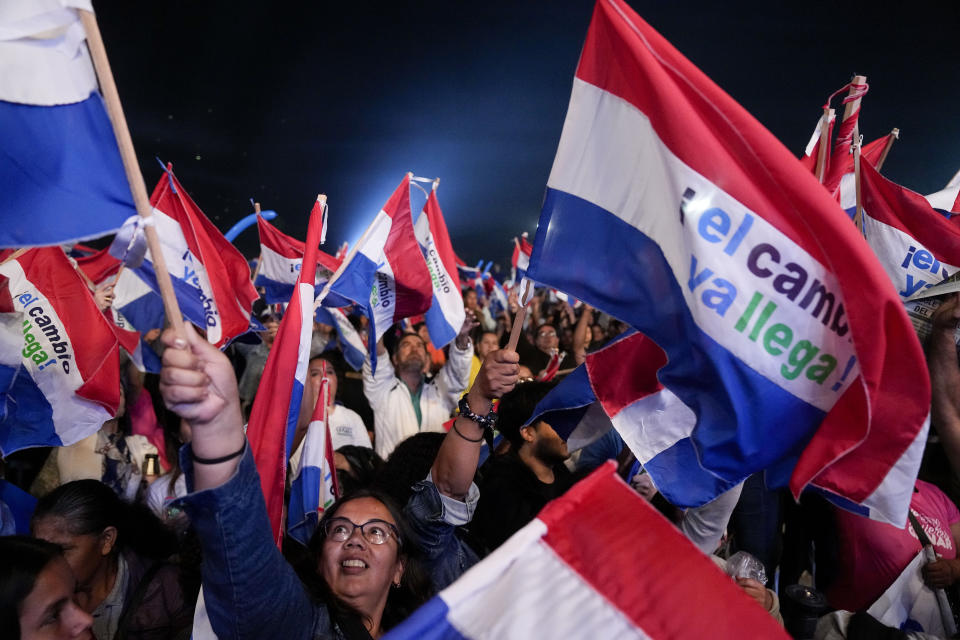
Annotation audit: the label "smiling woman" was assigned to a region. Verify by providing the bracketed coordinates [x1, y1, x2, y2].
[157, 320, 520, 639]
[308, 492, 432, 634]
[0, 536, 93, 640]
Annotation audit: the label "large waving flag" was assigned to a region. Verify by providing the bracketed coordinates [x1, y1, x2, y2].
[131, 166, 259, 348]
[526, 0, 929, 525]
[322, 174, 433, 370]
[255, 214, 341, 304]
[0, 247, 121, 455]
[0, 0, 135, 248]
[525, 330, 720, 505]
[287, 377, 339, 546]
[413, 188, 465, 348]
[385, 463, 787, 640]
[860, 159, 960, 301]
[247, 197, 325, 546]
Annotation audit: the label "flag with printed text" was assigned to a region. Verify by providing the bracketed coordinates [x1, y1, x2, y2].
[525, 0, 929, 524]
[0, 247, 121, 454]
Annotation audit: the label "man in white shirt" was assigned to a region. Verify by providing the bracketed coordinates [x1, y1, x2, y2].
[364, 316, 476, 458]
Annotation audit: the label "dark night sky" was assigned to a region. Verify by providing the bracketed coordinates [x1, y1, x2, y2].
[96, 1, 960, 270]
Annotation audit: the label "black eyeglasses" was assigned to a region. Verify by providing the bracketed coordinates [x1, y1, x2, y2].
[322, 517, 400, 545]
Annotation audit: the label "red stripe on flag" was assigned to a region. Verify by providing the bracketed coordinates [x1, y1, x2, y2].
[258, 214, 343, 271]
[382, 174, 433, 320]
[540, 463, 789, 639]
[75, 247, 121, 285]
[15, 248, 122, 414]
[576, 0, 847, 263]
[585, 332, 665, 417]
[424, 190, 460, 292]
[824, 134, 892, 195]
[860, 159, 960, 260]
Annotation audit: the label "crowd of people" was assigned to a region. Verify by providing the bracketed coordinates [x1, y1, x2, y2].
[3, 275, 960, 640]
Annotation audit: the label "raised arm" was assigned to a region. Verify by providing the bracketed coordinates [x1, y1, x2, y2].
[158, 326, 328, 639]
[572, 304, 594, 366]
[362, 337, 395, 410]
[435, 312, 479, 408]
[431, 349, 519, 501]
[929, 294, 960, 477]
[159, 325, 246, 490]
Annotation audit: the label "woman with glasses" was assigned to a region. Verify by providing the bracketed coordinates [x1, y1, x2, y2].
[308, 492, 431, 635]
[157, 325, 519, 639]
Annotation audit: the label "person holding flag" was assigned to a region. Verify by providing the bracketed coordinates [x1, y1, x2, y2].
[155, 305, 520, 638]
[316, 173, 477, 458]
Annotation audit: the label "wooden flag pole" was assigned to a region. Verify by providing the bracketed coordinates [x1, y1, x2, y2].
[843, 75, 867, 234]
[0, 249, 27, 266]
[814, 107, 834, 184]
[506, 280, 533, 352]
[79, 10, 186, 338]
[840, 75, 867, 125]
[853, 134, 864, 233]
[874, 128, 900, 173]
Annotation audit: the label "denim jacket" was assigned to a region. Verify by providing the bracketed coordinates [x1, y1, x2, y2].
[404, 473, 480, 591]
[175, 442, 478, 639]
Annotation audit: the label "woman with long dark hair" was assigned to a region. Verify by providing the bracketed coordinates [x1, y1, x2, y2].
[31, 480, 192, 639]
[157, 324, 518, 638]
[0, 535, 93, 639]
[298, 489, 433, 635]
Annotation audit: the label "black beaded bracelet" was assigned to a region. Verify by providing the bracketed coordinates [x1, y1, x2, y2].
[192, 444, 245, 465]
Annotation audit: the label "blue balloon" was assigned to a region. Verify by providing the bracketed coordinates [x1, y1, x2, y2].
[225, 210, 277, 242]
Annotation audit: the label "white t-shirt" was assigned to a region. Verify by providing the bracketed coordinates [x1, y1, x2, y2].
[328, 404, 372, 450]
[289, 404, 372, 477]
